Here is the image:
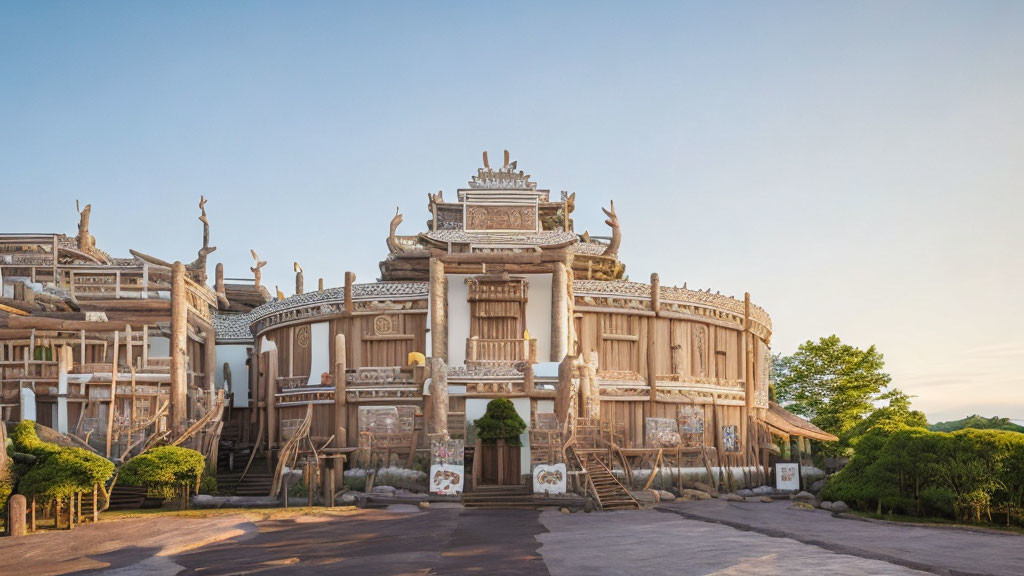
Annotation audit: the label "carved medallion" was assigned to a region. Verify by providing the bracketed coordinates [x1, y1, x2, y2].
[373, 314, 396, 335]
[296, 326, 310, 348]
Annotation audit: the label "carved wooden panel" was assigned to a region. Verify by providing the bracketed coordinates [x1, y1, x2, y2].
[465, 204, 538, 231]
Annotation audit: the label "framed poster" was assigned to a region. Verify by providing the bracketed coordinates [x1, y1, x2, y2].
[775, 461, 801, 491]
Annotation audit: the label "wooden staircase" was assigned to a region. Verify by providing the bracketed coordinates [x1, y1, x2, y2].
[579, 453, 640, 511]
[462, 485, 538, 509]
[218, 454, 274, 497]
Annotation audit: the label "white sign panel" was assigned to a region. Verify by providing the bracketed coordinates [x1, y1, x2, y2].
[533, 463, 567, 494]
[429, 464, 464, 495]
[775, 462, 800, 491]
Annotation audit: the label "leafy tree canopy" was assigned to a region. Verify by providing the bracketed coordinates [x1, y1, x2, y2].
[928, 415, 1024, 434]
[773, 335, 892, 445]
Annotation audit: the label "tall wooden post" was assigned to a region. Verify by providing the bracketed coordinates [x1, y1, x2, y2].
[105, 331, 119, 459]
[170, 261, 188, 435]
[744, 293, 755, 414]
[429, 357, 448, 437]
[204, 323, 217, 396]
[648, 273, 660, 403]
[429, 258, 447, 362]
[551, 261, 569, 361]
[266, 348, 278, 468]
[7, 495, 26, 537]
[333, 333, 347, 478]
[343, 271, 355, 315]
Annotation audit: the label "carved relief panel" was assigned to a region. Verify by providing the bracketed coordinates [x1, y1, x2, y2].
[464, 204, 538, 231]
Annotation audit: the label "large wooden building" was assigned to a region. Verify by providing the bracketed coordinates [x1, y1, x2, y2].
[1, 152, 833, 506]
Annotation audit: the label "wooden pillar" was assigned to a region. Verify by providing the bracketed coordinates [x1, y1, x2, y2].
[204, 323, 217, 395]
[92, 485, 98, 523]
[266, 349, 278, 467]
[648, 273, 660, 403]
[343, 271, 355, 315]
[551, 261, 569, 361]
[429, 357, 448, 437]
[170, 261, 188, 435]
[744, 293, 755, 415]
[429, 258, 447, 362]
[333, 334, 347, 478]
[7, 494, 26, 537]
[105, 331, 119, 459]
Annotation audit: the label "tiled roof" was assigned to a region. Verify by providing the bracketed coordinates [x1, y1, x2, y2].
[571, 242, 608, 255]
[213, 311, 256, 343]
[766, 402, 838, 442]
[247, 282, 428, 327]
[423, 229, 577, 246]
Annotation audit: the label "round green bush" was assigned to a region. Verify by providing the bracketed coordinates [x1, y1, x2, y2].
[119, 446, 205, 500]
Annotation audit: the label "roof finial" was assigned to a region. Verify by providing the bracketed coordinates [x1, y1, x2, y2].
[482, 151, 490, 169]
[503, 149, 510, 169]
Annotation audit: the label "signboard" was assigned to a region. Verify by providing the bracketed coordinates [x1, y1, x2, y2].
[430, 438, 465, 495]
[430, 464, 464, 495]
[533, 463, 567, 495]
[775, 462, 801, 491]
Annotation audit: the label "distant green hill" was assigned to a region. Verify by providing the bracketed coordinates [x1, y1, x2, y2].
[928, 415, 1024, 434]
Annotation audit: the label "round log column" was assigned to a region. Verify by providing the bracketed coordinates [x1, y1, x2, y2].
[551, 261, 569, 361]
[429, 258, 447, 362]
[7, 494, 26, 537]
[333, 333, 347, 477]
[429, 357, 449, 437]
[170, 261, 188, 435]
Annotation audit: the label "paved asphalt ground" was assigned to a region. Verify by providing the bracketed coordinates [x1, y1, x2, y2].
[1, 500, 1022, 576]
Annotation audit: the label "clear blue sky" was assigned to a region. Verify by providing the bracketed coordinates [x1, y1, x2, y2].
[2, 2, 1022, 422]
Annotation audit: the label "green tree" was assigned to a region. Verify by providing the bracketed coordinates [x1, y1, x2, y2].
[774, 335, 892, 448]
[474, 398, 527, 446]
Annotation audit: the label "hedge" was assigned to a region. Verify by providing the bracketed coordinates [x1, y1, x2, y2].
[10, 421, 114, 501]
[820, 424, 1024, 525]
[119, 446, 205, 500]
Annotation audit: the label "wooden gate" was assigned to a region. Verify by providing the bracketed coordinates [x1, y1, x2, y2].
[477, 440, 522, 486]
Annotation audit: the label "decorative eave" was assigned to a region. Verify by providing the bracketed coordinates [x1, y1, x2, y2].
[248, 282, 429, 336]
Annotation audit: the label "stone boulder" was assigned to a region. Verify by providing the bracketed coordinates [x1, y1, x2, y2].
[723, 493, 745, 502]
[681, 489, 712, 501]
[693, 482, 717, 495]
[759, 496, 773, 503]
[819, 501, 833, 511]
[736, 489, 754, 497]
[751, 485, 775, 495]
[371, 485, 397, 495]
[791, 491, 816, 504]
[809, 479, 825, 493]
[657, 490, 676, 502]
[831, 501, 850, 514]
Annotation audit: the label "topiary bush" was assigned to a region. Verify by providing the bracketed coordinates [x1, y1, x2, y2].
[474, 398, 526, 446]
[10, 421, 114, 501]
[119, 446, 205, 500]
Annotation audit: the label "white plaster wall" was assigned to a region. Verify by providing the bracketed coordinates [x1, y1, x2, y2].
[445, 273, 552, 367]
[466, 397, 532, 473]
[216, 344, 251, 408]
[306, 322, 330, 386]
[523, 274, 552, 363]
[447, 275, 471, 367]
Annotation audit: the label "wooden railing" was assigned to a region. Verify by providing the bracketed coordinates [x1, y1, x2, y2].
[465, 337, 537, 366]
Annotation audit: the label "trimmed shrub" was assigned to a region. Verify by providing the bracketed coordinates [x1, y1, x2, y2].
[474, 398, 526, 446]
[119, 446, 205, 500]
[820, 424, 1024, 525]
[10, 421, 114, 501]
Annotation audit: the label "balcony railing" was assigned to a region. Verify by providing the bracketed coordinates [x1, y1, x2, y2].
[466, 337, 537, 366]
